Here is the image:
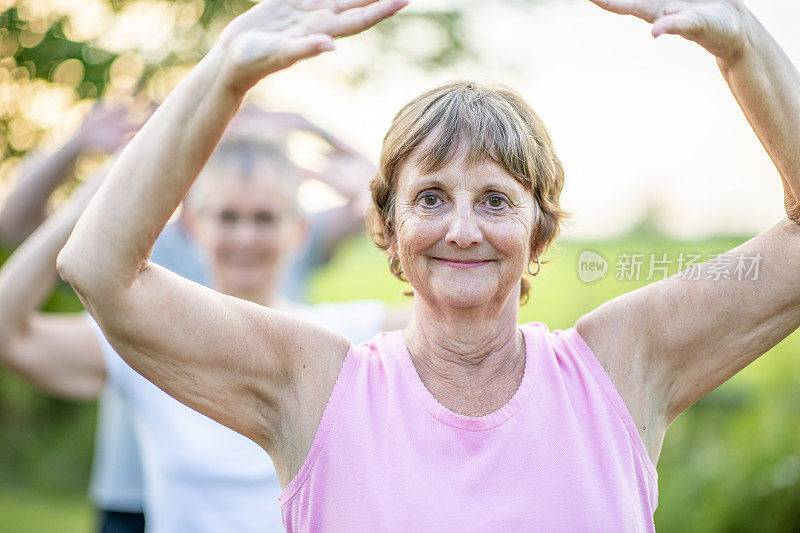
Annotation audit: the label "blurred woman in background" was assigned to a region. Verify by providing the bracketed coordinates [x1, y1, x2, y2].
[0, 118, 399, 531]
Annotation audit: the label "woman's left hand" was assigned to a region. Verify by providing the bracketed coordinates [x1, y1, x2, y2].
[217, 0, 408, 91]
[589, 0, 752, 61]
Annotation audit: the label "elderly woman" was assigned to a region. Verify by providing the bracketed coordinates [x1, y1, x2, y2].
[57, 0, 800, 530]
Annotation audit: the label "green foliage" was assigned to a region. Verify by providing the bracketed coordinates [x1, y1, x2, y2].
[3, 8, 117, 101]
[0, 0, 473, 161]
[0, 488, 94, 532]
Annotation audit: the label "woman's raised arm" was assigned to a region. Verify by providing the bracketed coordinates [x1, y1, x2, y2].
[576, 0, 800, 464]
[57, 0, 407, 455]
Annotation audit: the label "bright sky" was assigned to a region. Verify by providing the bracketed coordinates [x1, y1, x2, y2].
[251, 0, 800, 240]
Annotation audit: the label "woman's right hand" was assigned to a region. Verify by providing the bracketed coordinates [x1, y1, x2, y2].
[217, 0, 408, 92]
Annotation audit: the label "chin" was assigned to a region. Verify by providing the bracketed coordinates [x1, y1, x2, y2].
[428, 283, 497, 309]
[219, 269, 270, 291]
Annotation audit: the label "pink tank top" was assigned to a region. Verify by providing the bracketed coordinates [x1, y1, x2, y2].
[279, 322, 658, 531]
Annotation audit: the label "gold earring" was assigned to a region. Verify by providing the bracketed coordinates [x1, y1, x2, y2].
[527, 256, 541, 276]
[389, 255, 405, 281]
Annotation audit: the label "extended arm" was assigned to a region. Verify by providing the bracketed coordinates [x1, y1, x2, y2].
[0, 139, 84, 246]
[577, 0, 800, 463]
[715, 12, 800, 219]
[0, 176, 106, 399]
[57, 0, 406, 452]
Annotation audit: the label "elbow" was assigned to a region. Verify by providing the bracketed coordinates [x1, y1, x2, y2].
[56, 240, 97, 300]
[56, 243, 80, 287]
[57, 238, 141, 308]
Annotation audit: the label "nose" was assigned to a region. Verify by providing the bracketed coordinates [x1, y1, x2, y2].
[230, 219, 260, 245]
[445, 201, 483, 248]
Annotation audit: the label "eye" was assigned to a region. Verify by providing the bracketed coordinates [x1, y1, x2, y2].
[484, 194, 508, 210]
[253, 211, 278, 227]
[419, 193, 442, 208]
[218, 210, 239, 225]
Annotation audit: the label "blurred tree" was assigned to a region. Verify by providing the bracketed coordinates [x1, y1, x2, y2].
[0, 0, 475, 176]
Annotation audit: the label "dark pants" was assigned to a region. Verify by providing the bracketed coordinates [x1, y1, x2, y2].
[98, 510, 145, 533]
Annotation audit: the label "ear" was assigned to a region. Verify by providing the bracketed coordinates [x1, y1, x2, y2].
[365, 202, 395, 254]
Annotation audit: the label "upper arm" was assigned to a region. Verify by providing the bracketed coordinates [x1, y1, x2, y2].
[577, 219, 800, 435]
[4, 313, 105, 400]
[83, 261, 349, 451]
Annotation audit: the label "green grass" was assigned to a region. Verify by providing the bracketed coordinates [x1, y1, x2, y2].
[0, 488, 94, 533]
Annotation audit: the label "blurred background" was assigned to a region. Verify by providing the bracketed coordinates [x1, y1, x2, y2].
[1, 0, 799, 531]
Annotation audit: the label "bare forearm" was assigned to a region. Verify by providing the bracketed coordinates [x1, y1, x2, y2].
[59, 48, 244, 296]
[0, 202, 82, 351]
[718, 11, 800, 198]
[0, 137, 84, 246]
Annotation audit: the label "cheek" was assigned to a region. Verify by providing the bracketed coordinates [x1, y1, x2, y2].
[394, 209, 445, 258]
[194, 224, 224, 256]
[487, 217, 534, 264]
[276, 222, 302, 251]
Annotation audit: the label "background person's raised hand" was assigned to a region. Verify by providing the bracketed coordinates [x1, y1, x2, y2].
[217, 0, 408, 90]
[589, 0, 751, 60]
[0, 103, 145, 247]
[74, 103, 145, 153]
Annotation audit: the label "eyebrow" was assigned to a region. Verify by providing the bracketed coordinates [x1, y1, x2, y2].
[411, 176, 523, 196]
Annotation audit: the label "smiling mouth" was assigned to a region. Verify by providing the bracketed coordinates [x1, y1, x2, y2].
[433, 258, 493, 269]
[224, 256, 266, 267]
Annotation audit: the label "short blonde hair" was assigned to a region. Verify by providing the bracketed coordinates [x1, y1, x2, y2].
[367, 80, 569, 301]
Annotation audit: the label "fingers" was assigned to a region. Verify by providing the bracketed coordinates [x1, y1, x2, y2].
[230, 32, 332, 69]
[271, 34, 336, 70]
[588, 0, 658, 23]
[330, 0, 408, 38]
[331, 0, 382, 13]
[651, 11, 702, 38]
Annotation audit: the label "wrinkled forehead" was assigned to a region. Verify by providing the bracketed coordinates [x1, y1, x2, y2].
[397, 133, 530, 197]
[190, 155, 301, 213]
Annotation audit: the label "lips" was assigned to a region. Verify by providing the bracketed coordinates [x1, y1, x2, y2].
[223, 254, 267, 267]
[433, 258, 492, 269]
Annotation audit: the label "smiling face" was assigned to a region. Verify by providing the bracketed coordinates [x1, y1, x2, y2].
[369, 81, 568, 304]
[188, 156, 304, 298]
[392, 148, 537, 309]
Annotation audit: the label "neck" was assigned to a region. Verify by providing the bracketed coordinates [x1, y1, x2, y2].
[403, 291, 526, 417]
